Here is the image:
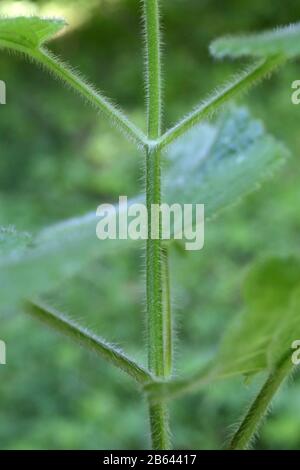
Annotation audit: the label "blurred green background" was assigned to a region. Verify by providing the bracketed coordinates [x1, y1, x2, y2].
[0, 0, 300, 450]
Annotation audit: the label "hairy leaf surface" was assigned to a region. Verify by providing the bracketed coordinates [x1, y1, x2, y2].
[210, 22, 300, 59]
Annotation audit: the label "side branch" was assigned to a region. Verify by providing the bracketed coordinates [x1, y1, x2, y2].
[32, 48, 147, 149]
[25, 300, 153, 385]
[229, 352, 294, 450]
[158, 55, 285, 150]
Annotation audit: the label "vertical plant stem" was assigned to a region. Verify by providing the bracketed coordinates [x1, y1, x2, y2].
[144, 0, 162, 138]
[229, 352, 293, 450]
[146, 143, 171, 452]
[146, 145, 164, 376]
[143, 0, 171, 450]
[148, 403, 170, 450]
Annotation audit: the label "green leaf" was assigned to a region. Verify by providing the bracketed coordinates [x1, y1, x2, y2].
[268, 286, 300, 368]
[213, 257, 300, 379]
[0, 109, 288, 308]
[0, 210, 131, 308]
[210, 22, 300, 59]
[165, 107, 288, 222]
[0, 16, 66, 52]
[0, 226, 31, 256]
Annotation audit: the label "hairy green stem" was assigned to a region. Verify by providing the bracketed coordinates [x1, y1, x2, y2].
[143, 0, 170, 450]
[146, 145, 171, 449]
[229, 352, 293, 450]
[25, 300, 153, 385]
[148, 402, 170, 449]
[157, 55, 285, 150]
[146, 147, 164, 376]
[31, 48, 147, 148]
[144, 0, 162, 138]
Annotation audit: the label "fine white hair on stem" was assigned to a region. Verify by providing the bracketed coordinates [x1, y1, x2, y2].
[26, 299, 154, 385]
[142, 0, 163, 138]
[0, 41, 147, 149]
[157, 55, 285, 151]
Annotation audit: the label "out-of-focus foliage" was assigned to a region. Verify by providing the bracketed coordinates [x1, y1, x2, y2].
[0, 0, 300, 450]
[165, 107, 287, 212]
[0, 226, 31, 256]
[213, 257, 300, 378]
[0, 107, 287, 308]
